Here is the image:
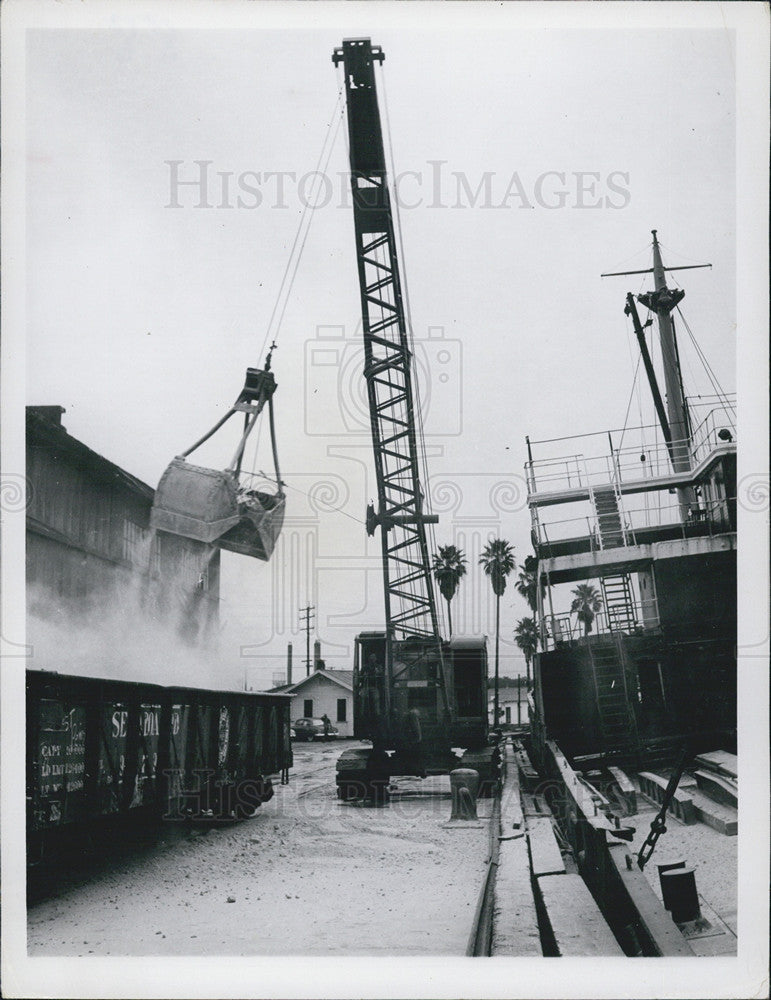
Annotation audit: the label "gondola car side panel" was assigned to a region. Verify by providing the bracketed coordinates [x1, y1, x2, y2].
[27, 671, 293, 859]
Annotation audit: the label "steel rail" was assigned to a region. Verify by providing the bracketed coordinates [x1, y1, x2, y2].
[466, 791, 501, 956]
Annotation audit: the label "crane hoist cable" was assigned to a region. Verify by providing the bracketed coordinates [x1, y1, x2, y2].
[151, 95, 346, 562]
[240, 89, 345, 485]
[266, 100, 346, 351]
[256, 87, 346, 365]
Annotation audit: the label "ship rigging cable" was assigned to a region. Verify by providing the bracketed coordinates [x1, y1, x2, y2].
[616, 348, 644, 453]
[623, 305, 649, 455]
[605, 244, 654, 274]
[674, 306, 736, 421]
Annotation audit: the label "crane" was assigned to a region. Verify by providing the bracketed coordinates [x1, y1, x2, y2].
[331, 38, 496, 801]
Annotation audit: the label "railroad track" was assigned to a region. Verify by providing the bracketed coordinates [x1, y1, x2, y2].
[466, 792, 501, 956]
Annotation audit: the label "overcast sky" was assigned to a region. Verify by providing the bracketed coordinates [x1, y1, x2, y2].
[3, 6, 769, 997]
[22, 10, 742, 689]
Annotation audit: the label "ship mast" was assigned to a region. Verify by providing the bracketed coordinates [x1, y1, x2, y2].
[640, 231, 690, 477]
[603, 230, 711, 519]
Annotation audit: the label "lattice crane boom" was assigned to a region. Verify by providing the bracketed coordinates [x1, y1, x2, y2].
[333, 39, 444, 653]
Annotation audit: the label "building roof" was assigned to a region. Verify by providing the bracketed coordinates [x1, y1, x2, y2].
[268, 669, 354, 694]
[27, 406, 155, 502]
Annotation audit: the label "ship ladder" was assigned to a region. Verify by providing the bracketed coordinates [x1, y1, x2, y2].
[600, 574, 638, 633]
[587, 635, 640, 763]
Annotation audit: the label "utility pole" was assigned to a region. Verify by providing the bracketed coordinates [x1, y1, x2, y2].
[299, 605, 315, 677]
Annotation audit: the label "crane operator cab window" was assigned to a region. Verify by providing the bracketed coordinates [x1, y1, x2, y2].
[355, 634, 387, 735]
[452, 645, 486, 720]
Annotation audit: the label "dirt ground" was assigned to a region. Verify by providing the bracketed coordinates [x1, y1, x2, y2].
[628, 794, 737, 954]
[27, 741, 491, 956]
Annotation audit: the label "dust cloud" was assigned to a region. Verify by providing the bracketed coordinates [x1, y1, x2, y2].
[27, 534, 238, 692]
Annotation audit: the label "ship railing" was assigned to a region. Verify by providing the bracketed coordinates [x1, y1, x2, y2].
[690, 403, 736, 467]
[536, 515, 601, 555]
[624, 495, 735, 536]
[539, 597, 661, 652]
[527, 439, 685, 497]
[525, 405, 736, 499]
[534, 496, 736, 556]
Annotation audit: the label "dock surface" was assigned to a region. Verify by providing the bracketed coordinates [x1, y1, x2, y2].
[28, 742, 489, 956]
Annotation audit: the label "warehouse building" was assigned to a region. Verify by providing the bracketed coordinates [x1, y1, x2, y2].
[26, 405, 219, 649]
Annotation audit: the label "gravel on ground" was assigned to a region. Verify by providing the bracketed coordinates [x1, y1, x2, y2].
[28, 742, 491, 956]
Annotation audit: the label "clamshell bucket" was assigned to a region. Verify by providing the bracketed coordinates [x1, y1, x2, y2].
[150, 362, 285, 562]
[218, 488, 286, 560]
[150, 458, 241, 543]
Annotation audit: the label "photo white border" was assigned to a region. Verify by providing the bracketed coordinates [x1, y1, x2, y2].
[2, 2, 768, 998]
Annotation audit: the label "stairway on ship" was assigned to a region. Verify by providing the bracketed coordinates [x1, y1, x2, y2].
[592, 485, 626, 548]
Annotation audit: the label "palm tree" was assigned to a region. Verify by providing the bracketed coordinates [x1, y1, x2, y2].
[432, 544, 467, 638]
[570, 582, 603, 636]
[479, 538, 516, 729]
[514, 616, 538, 689]
[514, 554, 538, 612]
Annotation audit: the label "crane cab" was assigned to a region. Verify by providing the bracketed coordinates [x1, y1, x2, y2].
[352, 632, 489, 751]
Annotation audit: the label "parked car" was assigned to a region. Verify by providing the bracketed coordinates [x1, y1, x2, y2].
[292, 717, 339, 741]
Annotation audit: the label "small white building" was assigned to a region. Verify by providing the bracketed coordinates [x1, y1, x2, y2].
[270, 668, 354, 738]
[488, 687, 529, 727]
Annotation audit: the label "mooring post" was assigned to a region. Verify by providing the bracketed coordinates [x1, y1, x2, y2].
[450, 768, 480, 820]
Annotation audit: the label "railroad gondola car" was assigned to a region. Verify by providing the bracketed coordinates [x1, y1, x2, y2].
[26, 670, 293, 863]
